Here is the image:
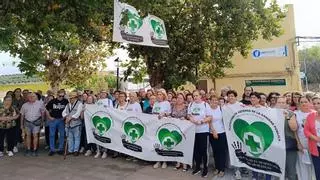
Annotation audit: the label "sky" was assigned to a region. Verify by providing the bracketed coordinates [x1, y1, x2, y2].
[1, 0, 320, 75]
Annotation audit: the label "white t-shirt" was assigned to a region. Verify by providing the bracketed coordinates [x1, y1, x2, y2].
[116, 102, 128, 110]
[209, 106, 225, 134]
[295, 110, 311, 148]
[126, 102, 142, 113]
[316, 120, 320, 147]
[152, 101, 171, 114]
[188, 101, 211, 133]
[96, 98, 114, 108]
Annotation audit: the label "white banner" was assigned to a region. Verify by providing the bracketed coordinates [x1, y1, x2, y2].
[222, 105, 285, 179]
[113, 0, 169, 48]
[84, 104, 195, 165]
[252, 45, 288, 59]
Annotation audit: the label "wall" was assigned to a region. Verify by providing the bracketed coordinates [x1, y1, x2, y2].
[213, 4, 302, 95]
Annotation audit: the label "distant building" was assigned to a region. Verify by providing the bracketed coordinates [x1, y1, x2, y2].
[200, 4, 302, 94]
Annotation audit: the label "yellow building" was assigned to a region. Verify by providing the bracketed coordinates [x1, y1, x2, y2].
[205, 4, 302, 95]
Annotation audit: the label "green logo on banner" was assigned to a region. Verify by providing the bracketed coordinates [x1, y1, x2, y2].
[158, 128, 183, 150]
[150, 19, 165, 39]
[124, 122, 144, 143]
[92, 116, 112, 135]
[120, 9, 143, 34]
[233, 119, 274, 157]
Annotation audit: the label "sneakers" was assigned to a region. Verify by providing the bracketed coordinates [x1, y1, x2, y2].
[0, 151, 4, 157]
[218, 171, 225, 177]
[234, 169, 242, 180]
[7, 151, 14, 157]
[73, 151, 79, 156]
[79, 147, 85, 154]
[57, 150, 64, 155]
[182, 164, 188, 172]
[161, 162, 167, 169]
[48, 151, 55, 156]
[192, 169, 201, 175]
[201, 168, 208, 178]
[13, 146, 18, 153]
[174, 162, 181, 170]
[153, 162, 161, 169]
[213, 169, 219, 175]
[94, 152, 101, 159]
[126, 156, 133, 161]
[84, 150, 92, 157]
[24, 149, 32, 157]
[101, 152, 107, 159]
[32, 149, 38, 157]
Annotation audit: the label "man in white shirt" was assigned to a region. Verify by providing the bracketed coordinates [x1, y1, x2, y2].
[62, 91, 83, 156]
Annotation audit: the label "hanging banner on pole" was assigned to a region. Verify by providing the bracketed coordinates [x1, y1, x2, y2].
[84, 104, 195, 165]
[113, 0, 169, 48]
[222, 105, 286, 179]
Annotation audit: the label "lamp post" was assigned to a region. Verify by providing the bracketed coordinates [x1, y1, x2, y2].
[114, 57, 120, 91]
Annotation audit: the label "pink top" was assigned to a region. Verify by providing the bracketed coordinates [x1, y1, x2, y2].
[304, 111, 320, 156]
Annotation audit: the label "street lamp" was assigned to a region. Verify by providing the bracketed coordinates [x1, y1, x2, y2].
[114, 57, 120, 91]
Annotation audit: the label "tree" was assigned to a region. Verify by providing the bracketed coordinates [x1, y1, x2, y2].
[299, 46, 320, 84]
[0, 1, 114, 92]
[121, 0, 286, 89]
[80, 74, 117, 93]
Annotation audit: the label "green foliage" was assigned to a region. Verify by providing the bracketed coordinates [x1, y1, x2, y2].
[299, 46, 320, 61]
[121, 0, 286, 89]
[0, 0, 114, 92]
[78, 74, 117, 93]
[121, 58, 148, 84]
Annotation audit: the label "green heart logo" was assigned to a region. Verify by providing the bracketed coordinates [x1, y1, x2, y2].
[158, 128, 182, 150]
[150, 19, 165, 39]
[120, 9, 143, 34]
[92, 116, 112, 135]
[124, 122, 144, 143]
[233, 119, 274, 157]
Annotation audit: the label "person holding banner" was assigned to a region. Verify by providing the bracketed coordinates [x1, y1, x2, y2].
[125, 92, 142, 113]
[208, 94, 227, 177]
[95, 90, 114, 159]
[295, 96, 314, 180]
[152, 88, 171, 169]
[249, 92, 272, 180]
[125, 92, 142, 161]
[83, 95, 98, 157]
[304, 96, 320, 180]
[276, 96, 298, 180]
[115, 92, 128, 110]
[187, 90, 212, 178]
[171, 93, 188, 171]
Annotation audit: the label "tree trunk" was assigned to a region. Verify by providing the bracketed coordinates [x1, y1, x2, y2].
[145, 55, 165, 88]
[50, 80, 60, 95]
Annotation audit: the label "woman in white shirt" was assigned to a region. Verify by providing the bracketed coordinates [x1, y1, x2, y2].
[115, 92, 127, 110]
[153, 89, 171, 169]
[188, 90, 212, 178]
[126, 92, 142, 113]
[208, 94, 227, 177]
[295, 96, 314, 180]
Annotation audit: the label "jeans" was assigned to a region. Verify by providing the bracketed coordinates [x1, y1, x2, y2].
[0, 128, 15, 152]
[286, 150, 297, 180]
[312, 147, 320, 180]
[67, 125, 82, 153]
[252, 171, 271, 180]
[48, 119, 65, 152]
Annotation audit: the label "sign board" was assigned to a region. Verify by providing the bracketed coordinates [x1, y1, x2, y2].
[252, 46, 288, 59]
[245, 79, 286, 87]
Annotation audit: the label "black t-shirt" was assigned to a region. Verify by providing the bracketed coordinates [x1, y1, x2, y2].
[240, 99, 251, 105]
[46, 98, 69, 118]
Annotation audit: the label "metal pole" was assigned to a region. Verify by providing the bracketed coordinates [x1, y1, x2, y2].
[304, 49, 308, 91]
[116, 64, 119, 91]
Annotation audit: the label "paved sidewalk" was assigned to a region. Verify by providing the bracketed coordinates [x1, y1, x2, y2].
[0, 148, 250, 180]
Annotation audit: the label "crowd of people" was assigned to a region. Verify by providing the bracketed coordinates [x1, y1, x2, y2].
[1, 86, 320, 180]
